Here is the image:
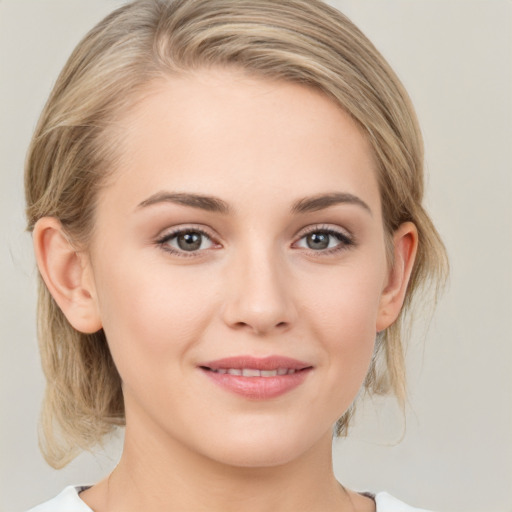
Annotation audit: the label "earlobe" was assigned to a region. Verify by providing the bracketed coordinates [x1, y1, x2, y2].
[376, 222, 418, 332]
[33, 217, 102, 334]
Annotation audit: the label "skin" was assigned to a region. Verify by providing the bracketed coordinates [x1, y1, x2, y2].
[34, 69, 417, 512]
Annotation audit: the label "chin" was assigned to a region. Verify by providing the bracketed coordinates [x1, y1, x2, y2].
[211, 445, 304, 469]
[201, 424, 330, 469]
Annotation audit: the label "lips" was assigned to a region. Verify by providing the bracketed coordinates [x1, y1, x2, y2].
[199, 356, 313, 399]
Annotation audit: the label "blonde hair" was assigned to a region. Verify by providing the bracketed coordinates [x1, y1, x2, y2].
[25, 0, 448, 468]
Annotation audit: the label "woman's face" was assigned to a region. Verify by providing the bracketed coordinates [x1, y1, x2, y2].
[85, 69, 401, 467]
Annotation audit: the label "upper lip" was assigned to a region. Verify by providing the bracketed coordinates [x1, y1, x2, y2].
[200, 355, 312, 371]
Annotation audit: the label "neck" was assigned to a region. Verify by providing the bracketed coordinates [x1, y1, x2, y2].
[113, 430, 347, 512]
[80, 398, 374, 512]
[83, 426, 358, 512]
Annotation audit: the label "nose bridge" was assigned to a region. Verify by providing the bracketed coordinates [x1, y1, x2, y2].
[222, 237, 296, 334]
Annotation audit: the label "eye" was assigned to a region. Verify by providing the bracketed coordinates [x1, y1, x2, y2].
[157, 228, 217, 255]
[294, 227, 353, 253]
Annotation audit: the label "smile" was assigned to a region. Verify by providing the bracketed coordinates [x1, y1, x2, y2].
[199, 356, 313, 399]
[207, 368, 299, 377]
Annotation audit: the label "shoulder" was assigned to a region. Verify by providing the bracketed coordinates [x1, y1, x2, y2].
[26, 486, 93, 512]
[26, 486, 433, 512]
[375, 492, 434, 512]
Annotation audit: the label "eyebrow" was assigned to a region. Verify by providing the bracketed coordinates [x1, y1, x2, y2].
[291, 192, 372, 215]
[136, 190, 371, 216]
[137, 191, 231, 214]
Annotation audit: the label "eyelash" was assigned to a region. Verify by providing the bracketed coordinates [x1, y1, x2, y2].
[295, 225, 355, 255]
[155, 225, 354, 258]
[156, 226, 218, 258]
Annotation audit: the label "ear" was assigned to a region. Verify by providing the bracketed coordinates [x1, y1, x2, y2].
[33, 217, 102, 334]
[376, 221, 418, 332]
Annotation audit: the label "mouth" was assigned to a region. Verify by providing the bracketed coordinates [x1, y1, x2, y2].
[203, 367, 302, 377]
[198, 356, 313, 399]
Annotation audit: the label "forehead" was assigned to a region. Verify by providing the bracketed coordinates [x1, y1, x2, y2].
[98, 69, 380, 215]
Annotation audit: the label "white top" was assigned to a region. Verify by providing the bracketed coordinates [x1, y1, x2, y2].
[26, 485, 434, 511]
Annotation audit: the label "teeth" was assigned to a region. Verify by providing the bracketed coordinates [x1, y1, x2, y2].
[211, 368, 299, 377]
[242, 368, 261, 377]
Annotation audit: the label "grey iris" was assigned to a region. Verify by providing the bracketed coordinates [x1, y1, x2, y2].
[307, 233, 330, 250]
[177, 232, 202, 251]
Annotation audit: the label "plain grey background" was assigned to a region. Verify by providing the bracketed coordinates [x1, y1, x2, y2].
[1, 1, 511, 511]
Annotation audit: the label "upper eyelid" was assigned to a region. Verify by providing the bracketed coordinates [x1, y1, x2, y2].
[294, 224, 353, 240]
[156, 223, 350, 237]
[156, 224, 218, 241]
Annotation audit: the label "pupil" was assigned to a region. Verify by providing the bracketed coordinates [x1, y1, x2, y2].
[307, 232, 329, 250]
[177, 232, 202, 251]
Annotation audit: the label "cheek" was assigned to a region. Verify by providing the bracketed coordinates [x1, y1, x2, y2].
[92, 252, 219, 375]
[301, 259, 385, 388]
[304, 259, 384, 338]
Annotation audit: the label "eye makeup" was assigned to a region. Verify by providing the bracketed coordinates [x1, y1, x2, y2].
[293, 224, 356, 256]
[154, 222, 356, 259]
[155, 225, 221, 257]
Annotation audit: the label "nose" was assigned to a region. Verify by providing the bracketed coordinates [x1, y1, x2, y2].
[221, 245, 297, 336]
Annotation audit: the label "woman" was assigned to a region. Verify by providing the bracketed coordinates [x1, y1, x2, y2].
[25, 0, 447, 510]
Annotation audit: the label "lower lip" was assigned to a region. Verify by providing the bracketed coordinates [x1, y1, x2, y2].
[201, 368, 311, 399]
